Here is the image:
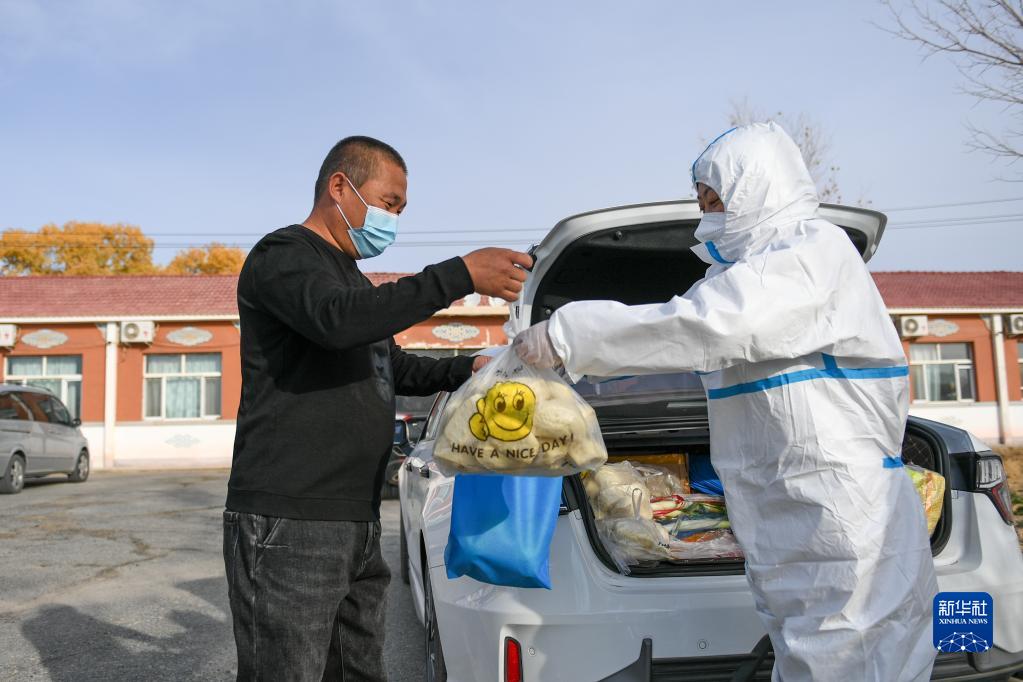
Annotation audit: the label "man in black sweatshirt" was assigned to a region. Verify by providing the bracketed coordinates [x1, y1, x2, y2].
[224, 136, 531, 681]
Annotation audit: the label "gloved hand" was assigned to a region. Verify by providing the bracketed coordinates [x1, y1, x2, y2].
[514, 320, 563, 368]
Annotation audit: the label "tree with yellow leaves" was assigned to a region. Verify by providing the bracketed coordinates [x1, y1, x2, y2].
[0, 222, 155, 275]
[0, 223, 246, 275]
[165, 243, 246, 275]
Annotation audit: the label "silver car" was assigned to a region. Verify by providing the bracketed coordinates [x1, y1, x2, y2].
[0, 384, 90, 494]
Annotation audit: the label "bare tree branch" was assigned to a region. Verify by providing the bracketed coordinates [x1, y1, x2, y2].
[880, 0, 1023, 174]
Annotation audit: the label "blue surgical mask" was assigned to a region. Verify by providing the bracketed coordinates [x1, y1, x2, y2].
[335, 177, 398, 259]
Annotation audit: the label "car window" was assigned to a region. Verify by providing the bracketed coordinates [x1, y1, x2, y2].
[18, 392, 51, 423]
[47, 398, 72, 426]
[421, 393, 450, 442]
[0, 392, 31, 421]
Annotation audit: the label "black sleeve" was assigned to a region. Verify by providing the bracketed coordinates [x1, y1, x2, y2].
[390, 342, 474, 396]
[245, 233, 474, 351]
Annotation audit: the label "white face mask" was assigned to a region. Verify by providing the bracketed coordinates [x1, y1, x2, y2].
[695, 211, 727, 241]
[692, 212, 734, 266]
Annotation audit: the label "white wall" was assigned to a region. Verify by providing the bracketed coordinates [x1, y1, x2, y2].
[80, 424, 105, 468]
[908, 402, 1023, 447]
[82, 421, 235, 470]
[78, 403, 1022, 471]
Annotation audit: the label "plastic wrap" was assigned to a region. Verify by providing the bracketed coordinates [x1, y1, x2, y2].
[666, 529, 744, 560]
[634, 464, 688, 498]
[609, 453, 690, 493]
[906, 465, 946, 535]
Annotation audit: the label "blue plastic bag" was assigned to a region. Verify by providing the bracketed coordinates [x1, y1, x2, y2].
[688, 453, 724, 495]
[445, 474, 562, 589]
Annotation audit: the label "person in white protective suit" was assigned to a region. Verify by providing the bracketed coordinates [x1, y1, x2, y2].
[515, 122, 939, 681]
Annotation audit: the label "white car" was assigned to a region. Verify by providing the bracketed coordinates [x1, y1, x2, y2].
[1, 384, 91, 494]
[398, 200, 1023, 681]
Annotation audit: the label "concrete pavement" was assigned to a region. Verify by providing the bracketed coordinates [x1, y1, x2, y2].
[0, 470, 425, 681]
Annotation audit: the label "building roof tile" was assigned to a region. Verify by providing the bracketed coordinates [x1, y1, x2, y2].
[871, 271, 1023, 310]
[0, 272, 504, 318]
[1, 271, 1020, 319]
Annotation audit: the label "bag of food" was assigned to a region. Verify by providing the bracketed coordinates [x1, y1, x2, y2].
[596, 488, 673, 570]
[609, 454, 690, 493]
[434, 349, 607, 476]
[598, 516, 673, 566]
[666, 529, 744, 560]
[586, 461, 652, 520]
[906, 465, 946, 535]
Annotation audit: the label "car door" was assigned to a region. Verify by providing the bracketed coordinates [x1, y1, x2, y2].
[41, 396, 79, 472]
[17, 391, 64, 472]
[0, 391, 40, 474]
[400, 393, 452, 611]
[403, 392, 448, 539]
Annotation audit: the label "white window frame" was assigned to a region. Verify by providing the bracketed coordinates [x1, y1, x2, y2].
[5, 355, 83, 419]
[143, 353, 222, 421]
[909, 343, 977, 403]
[1018, 341, 1022, 396]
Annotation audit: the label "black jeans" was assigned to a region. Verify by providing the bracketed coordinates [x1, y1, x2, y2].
[223, 511, 390, 682]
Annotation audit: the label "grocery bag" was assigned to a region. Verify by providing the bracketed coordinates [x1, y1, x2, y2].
[444, 474, 562, 589]
[434, 348, 607, 476]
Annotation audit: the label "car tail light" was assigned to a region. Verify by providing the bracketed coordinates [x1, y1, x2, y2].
[975, 456, 1014, 525]
[505, 637, 523, 682]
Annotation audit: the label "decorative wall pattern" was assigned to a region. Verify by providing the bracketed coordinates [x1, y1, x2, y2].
[21, 329, 68, 349]
[928, 319, 960, 338]
[432, 322, 481, 343]
[166, 327, 213, 346]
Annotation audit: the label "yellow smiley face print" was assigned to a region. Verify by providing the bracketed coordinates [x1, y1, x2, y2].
[468, 381, 537, 442]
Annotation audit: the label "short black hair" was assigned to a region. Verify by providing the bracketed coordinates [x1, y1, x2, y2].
[314, 136, 407, 202]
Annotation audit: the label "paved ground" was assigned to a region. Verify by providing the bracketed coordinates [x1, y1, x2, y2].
[0, 470, 425, 681]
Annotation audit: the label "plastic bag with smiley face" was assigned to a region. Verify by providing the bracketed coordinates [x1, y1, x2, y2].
[433, 348, 608, 476]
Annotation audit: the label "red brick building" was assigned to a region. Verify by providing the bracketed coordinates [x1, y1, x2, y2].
[0, 272, 1021, 469]
[873, 271, 1023, 444]
[0, 275, 508, 469]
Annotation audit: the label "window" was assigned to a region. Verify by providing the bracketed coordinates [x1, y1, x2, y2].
[909, 343, 976, 402]
[144, 353, 222, 419]
[6, 355, 83, 419]
[0, 392, 31, 421]
[47, 397, 72, 425]
[17, 391, 52, 423]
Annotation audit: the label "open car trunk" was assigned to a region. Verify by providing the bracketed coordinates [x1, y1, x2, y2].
[516, 200, 951, 576]
[561, 415, 953, 577]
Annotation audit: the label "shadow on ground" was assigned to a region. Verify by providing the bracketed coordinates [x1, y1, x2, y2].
[20, 577, 230, 682]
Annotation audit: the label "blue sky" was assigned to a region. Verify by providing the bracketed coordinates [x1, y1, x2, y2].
[1, 1, 1019, 273]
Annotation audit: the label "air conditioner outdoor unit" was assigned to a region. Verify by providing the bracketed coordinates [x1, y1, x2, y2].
[120, 320, 155, 344]
[0, 324, 17, 348]
[900, 315, 929, 338]
[1007, 314, 1023, 336]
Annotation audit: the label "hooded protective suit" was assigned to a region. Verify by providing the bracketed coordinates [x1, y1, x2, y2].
[545, 122, 939, 681]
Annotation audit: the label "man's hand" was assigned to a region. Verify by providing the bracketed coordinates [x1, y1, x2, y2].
[461, 248, 532, 301]
[472, 356, 492, 373]
[514, 320, 562, 368]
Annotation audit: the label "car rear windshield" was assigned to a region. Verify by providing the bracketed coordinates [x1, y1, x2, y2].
[573, 372, 707, 420]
